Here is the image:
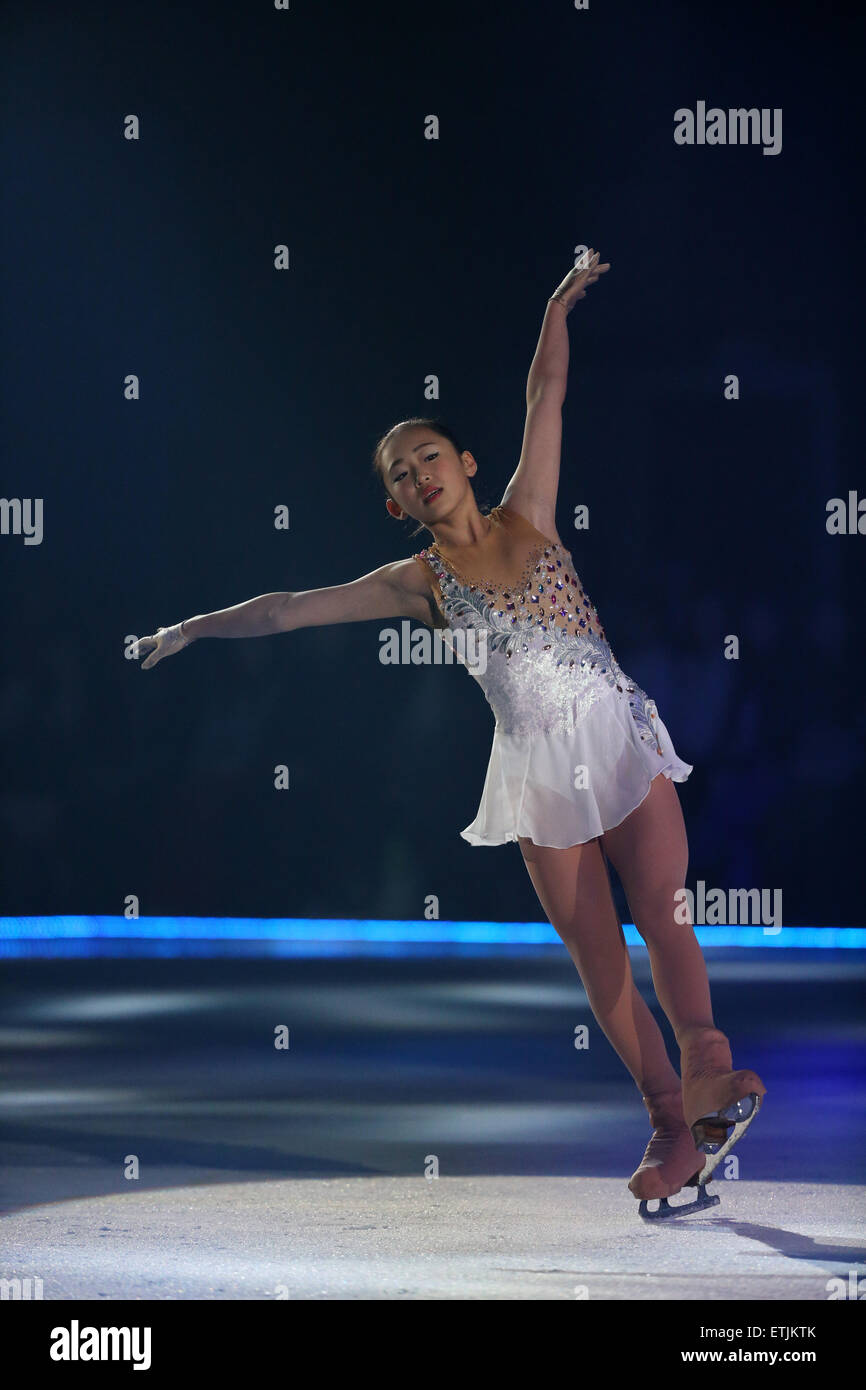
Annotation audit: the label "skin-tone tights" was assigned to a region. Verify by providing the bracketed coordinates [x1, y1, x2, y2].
[519, 773, 714, 1097]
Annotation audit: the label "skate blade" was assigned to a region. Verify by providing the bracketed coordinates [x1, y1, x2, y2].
[638, 1186, 721, 1222]
[691, 1092, 763, 1185]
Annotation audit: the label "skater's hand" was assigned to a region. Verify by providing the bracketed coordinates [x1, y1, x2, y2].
[548, 248, 610, 313]
[137, 622, 193, 670]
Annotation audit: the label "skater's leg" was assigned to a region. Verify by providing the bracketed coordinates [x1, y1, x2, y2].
[600, 772, 766, 1128]
[518, 832, 702, 1196]
[599, 772, 714, 1035]
[517, 833, 679, 1095]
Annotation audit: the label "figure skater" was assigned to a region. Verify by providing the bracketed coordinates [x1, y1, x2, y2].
[138, 249, 766, 1217]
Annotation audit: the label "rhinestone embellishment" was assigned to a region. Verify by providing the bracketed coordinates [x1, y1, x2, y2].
[416, 535, 664, 755]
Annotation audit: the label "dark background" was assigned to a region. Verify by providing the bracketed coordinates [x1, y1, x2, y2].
[1, 0, 861, 925]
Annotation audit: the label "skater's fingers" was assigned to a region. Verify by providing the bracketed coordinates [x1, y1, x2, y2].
[140, 622, 191, 669]
[549, 251, 607, 312]
[139, 632, 167, 669]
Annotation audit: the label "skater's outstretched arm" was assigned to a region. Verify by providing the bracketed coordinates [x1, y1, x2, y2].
[500, 247, 609, 542]
[137, 557, 434, 670]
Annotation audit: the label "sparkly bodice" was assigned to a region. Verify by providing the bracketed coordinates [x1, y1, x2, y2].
[422, 504, 608, 641]
[414, 503, 662, 751]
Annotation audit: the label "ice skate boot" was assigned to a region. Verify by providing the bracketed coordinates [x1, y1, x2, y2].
[631, 1088, 722, 1222]
[677, 1024, 766, 1183]
[629, 1089, 704, 1199]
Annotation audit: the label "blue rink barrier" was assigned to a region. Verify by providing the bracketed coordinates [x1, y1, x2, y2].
[0, 916, 864, 958]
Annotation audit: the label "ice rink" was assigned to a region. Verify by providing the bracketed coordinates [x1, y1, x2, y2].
[1, 947, 863, 1300]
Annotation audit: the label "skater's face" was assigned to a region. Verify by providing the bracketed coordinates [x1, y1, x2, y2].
[381, 428, 478, 524]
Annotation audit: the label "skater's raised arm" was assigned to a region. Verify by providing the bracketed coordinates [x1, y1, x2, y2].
[137, 558, 435, 670]
[501, 247, 609, 540]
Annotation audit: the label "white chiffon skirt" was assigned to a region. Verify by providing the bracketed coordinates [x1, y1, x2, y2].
[461, 686, 692, 849]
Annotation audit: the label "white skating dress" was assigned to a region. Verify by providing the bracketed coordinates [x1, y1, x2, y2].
[414, 503, 692, 848]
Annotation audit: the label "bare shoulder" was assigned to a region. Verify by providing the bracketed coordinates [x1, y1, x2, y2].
[387, 554, 443, 626]
[394, 552, 434, 587]
[497, 492, 564, 548]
